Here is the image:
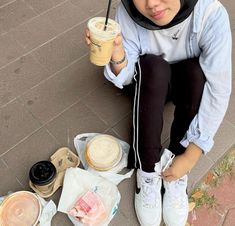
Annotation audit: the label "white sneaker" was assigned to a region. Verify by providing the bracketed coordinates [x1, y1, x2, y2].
[135, 169, 162, 226]
[163, 175, 189, 226]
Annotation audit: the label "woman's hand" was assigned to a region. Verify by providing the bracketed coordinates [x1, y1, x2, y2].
[85, 28, 91, 46]
[108, 33, 127, 75]
[85, 29, 127, 74]
[111, 34, 125, 60]
[161, 154, 193, 182]
[161, 143, 203, 182]
[85, 29, 124, 55]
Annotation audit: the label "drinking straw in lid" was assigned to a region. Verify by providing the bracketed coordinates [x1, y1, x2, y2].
[104, 0, 112, 31]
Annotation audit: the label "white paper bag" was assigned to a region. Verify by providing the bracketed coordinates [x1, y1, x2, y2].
[58, 167, 120, 226]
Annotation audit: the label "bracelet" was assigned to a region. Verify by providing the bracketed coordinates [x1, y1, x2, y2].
[110, 54, 126, 65]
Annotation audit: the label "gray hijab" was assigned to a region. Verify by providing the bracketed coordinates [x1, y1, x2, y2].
[121, 0, 198, 30]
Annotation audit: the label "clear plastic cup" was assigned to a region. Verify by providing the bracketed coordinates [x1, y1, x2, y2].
[87, 17, 121, 66]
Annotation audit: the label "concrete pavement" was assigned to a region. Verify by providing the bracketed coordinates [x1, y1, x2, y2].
[0, 0, 234, 225]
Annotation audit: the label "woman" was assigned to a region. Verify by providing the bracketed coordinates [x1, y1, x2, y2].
[86, 0, 232, 225]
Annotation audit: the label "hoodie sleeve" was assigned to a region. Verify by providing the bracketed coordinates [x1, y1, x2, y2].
[104, 3, 141, 89]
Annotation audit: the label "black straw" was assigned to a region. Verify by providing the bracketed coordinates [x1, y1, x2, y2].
[104, 0, 112, 31]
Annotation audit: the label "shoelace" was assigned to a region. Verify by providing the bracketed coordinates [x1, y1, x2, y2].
[140, 176, 161, 208]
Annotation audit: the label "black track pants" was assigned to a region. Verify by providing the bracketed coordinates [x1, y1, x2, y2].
[129, 54, 206, 172]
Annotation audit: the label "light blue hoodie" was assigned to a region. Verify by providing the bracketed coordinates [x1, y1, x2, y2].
[104, 0, 232, 154]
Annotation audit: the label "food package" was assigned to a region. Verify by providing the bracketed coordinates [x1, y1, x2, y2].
[69, 191, 107, 226]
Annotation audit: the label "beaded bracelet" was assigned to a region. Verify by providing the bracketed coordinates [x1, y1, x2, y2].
[110, 54, 126, 65]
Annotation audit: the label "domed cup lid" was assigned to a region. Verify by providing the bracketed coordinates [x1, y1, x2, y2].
[0, 191, 41, 226]
[29, 160, 56, 186]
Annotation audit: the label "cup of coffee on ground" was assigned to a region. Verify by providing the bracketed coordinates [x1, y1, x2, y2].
[87, 17, 121, 66]
[29, 161, 57, 194]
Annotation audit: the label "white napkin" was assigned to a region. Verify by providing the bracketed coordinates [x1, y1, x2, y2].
[37, 195, 57, 226]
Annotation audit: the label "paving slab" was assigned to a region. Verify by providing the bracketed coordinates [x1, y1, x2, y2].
[225, 78, 235, 125]
[82, 82, 132, 127]
[116, 173, 137, 221]
[0, 159, 24, 194]
[0, 32, 25, 68]
[112, 113, 133, 143]
[0, 100, 41, 156]
[0, 0, 234, 226]
[187, 155, 214, 192]
[0, 0, 15, 8]
[24, 0, 56, 14]
[1, 128, 59, 188]
[209, 173, 235, 210]
[0, 53, 50, 106]
[0, 0, 36, 32]
[52, 0, 66, 6]
[187, 152, 235, 226]
[42, 1, 88, 34]
[207, 119, 235, 163]
[20, 56, 104, 124]
[223, 208, 235, 226]
[221, 0, 235, 29]
[9, 15, 58, 52]
[188, 205, 225, 226]
[45, 101, 109, 150]
[32, 31, 87, 75]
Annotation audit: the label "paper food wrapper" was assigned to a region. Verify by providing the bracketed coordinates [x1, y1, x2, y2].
[58, 167, 120, 226]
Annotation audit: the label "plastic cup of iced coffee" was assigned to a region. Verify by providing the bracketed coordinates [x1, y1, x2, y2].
[87, 17, 121, 66]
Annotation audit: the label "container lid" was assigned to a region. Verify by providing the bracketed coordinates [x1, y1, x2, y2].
[87, 17, 120, 39]
[0, 191, 41, 226]
[29, 161, 56, 186]
[85, 135, 122, 171]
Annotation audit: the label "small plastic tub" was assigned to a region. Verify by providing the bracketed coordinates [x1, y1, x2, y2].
[0, 191, 41, 226]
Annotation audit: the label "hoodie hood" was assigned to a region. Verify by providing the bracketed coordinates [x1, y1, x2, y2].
[121, 0, 198, 30]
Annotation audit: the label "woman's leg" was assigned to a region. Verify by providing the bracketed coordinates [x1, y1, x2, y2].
[132, 54, 171, 172]
[169, 58, 206, 156]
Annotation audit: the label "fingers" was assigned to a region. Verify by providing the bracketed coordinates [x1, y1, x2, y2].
[113, 33, 123, 46]
[85, 37, 91, 45]
[161, 167, 172, 177]
[85, 29, 123, 49]
[85, 28, 90, 37]
[85, 29, 91, 46]
[162, 175, 176, 182]
[161, 167, 177, 182]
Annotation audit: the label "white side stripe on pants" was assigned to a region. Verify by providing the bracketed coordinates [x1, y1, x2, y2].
[132, 60, 142, 170]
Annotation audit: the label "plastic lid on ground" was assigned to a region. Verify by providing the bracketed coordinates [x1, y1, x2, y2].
[0, 191, 41, 226]
[29, 160, 57, 186]
[85, 134, 122, 171]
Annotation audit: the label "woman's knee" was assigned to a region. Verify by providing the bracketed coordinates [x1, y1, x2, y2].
[139, 54, 171, 83]
[183, 58, 206, 84]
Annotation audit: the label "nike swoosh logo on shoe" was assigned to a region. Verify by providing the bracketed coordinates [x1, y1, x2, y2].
[136, 184, 141, 194]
